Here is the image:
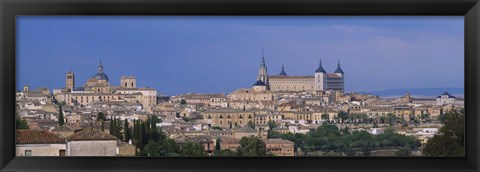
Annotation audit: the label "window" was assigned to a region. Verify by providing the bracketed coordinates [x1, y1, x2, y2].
[25, 150, 32, 156]
[59, 150, 66, 156]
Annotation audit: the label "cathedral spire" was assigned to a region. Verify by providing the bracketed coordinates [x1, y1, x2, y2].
[257, 49, 269, 90]
[334, 59, 344, 74]
[98, 59, 104, 73]
[315, 59, 326, 73]
[279, 63, 287, 76]
[261, 49, 266, 67]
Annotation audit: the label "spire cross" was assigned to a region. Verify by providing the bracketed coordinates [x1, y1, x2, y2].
[260, 49, 266, 66]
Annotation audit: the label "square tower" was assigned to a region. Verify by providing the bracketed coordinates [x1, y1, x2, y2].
[66, 69, 75, 91]
[120, 76, 136, 88]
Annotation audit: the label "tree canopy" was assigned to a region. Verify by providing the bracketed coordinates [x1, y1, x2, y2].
[423, 109, 464, 156]
[237, 136, 267, 156]
[269, 124, 420, 156]
[16, 117, 29, 129]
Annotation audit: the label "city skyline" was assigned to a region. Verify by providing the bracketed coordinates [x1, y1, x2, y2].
[17, 16, 464, 95]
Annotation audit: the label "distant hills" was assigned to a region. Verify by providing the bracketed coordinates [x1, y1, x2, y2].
[359, 87, 464, 98]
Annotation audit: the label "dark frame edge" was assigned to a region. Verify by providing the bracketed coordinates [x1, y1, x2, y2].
[465, 2, 480, 171]
[1, 0, 16, 171]
[1, 0, 480, 172]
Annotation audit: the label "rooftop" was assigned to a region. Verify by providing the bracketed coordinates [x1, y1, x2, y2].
[16, 130, 65, 144]
[66, 127, 117, 141]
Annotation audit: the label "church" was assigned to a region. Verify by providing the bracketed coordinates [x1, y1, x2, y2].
[53, 61, 157, 112]
[254, 54, 345, 92]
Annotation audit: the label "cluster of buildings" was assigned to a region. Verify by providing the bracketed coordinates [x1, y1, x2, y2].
[16, 54, 463, 157]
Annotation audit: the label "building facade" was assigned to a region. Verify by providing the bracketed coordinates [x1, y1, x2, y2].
[53, 61, 157, 112]
[255, 56, 345, 92]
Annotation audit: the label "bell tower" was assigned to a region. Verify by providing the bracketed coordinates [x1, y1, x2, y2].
[66, 67, 75, 91]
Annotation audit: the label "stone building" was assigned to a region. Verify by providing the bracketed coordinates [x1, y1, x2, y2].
[16, 130, 67, 156]
[53, 61, 158, 113]
[269, 60, 345, 92]
[264, 139, 295, 156]
[202, 107, 256, 129]
[66, 127, 117, 156]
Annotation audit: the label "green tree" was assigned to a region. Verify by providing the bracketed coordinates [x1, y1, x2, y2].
[124, 119, 131, 143]
[267, 120, 277, 130]
[144, 140, 163, 156]
[111, 117, 118, 138]
[423, 109, 464, 156]
[181, 142, 207, 156]
[97, 112, 106, 121]
[132, 119, 139, 146]
[237, 136, 266, 156]
[395, 148, 411, 157]
[337, 111, 348, 122]
[16, 117, 29, 129]
[180, 99, 187, 104]
[139, 121, 146, 149]
[109, 118, 114, 136]
[321, 113, 329, 122]
[58, 105, 64, 126]
[343, 148, 356, 156]
[215, 138, 221, 152]
[215, 149, 237, 156]
[149, 120, 160, 142]
[211, 126, 223, 130]
[420, 114, 430, 121]
[116, 117, 123, 140]
[101, 121, 105, 132]
[247, 121, 255, 128]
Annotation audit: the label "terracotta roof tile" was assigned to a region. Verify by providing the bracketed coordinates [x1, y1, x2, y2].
[66, 127, 117, 141]
[16, 130, 65, 144]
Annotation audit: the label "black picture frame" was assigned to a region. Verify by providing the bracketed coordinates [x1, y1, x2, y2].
[1, 0, 479, 172]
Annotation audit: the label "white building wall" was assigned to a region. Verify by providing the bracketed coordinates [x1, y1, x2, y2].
[67, 140, 117, 156]
[16, 144, 66, 156]
[314, 73, 326, 91]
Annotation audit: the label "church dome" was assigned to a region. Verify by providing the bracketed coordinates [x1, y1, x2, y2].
[93, 60, 109, 81]
[94, 72, 109, 81]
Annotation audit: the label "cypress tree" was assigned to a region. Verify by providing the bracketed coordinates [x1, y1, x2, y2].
[145, 117, 151, 143]
[132, 119, 138, 147]
[139, 121, 145, 149]
[117, 117, 123, 140]
[150, 119, 160, 142]
[113, 118, 118, 137]
[124, 119, 131, 143]
[109, 118, 114, 135]
[112, 117, 118, 137]
[101, 121, 105, 132]
[58, 105, 64, 126]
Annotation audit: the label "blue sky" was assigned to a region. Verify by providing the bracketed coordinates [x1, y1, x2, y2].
[17, 16, 464, 96]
